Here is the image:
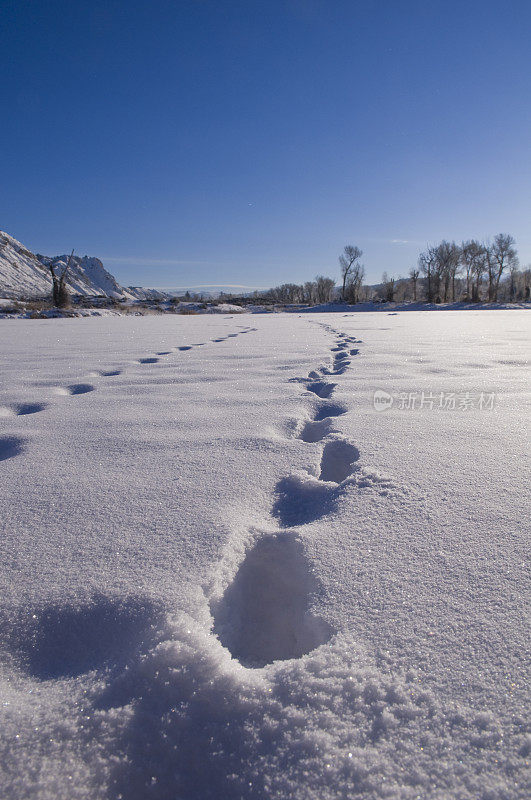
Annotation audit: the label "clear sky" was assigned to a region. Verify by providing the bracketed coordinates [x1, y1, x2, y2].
[2, 0, 530, 289]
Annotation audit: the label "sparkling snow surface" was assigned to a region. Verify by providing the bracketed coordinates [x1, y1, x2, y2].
[0, 311, 529, 799]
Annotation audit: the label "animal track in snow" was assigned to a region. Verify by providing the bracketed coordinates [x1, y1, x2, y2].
[211, 533, 333, 668]
[138, 357, 159, 364]
[0, 435, 25, 461]
[0, 402, 47, 417]
[156, 351, 172, 356]
[319, 440, 360, 483]
[177, 346, 192, 351]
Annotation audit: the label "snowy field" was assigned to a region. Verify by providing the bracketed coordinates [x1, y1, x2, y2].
[0, 310, 529, 800]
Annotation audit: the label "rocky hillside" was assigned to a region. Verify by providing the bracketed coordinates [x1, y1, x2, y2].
[0, 230, 162, 300]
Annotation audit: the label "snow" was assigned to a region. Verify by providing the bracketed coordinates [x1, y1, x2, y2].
[0, 231, 51, 298]
[0, 310, 529, 799]
[0, 231, 159, 301]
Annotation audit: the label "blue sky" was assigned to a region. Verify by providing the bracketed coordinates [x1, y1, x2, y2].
[2, 0, 530, 289]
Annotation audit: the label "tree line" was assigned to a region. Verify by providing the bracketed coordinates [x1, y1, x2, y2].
[258, 234, 529, 306]
[416, 234, 521, 303]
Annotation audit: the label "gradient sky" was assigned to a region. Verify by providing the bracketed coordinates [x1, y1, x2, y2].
[2, 0, 530, 289]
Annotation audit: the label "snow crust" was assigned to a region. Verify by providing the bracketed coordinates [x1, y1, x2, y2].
[0, 311, 529, 799]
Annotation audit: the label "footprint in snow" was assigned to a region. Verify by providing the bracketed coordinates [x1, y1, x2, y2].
[211, 533, 333, 668]
[0, 435, 25, 461]
[273, 431, 360, 525]
[4, 596, 164, 680]
[319, 440, 360, 483]
[272, 473, 340, 527]
[297, 418, 336, 443]
[137, 357, 159, 364]
[312, 402, 348, 421]
[0, 402, 47, 417]
[306, 381, 336, 399]
[329, 361, 350, 376]
[57, 383, 95, 396]
[177, 346, 192, 351]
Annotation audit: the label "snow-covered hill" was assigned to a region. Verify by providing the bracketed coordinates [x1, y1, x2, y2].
[0, 230, 163, 301]
[36, 252, 125, 299]
[0, 231, 53, 298]
[125, 286, 170, 301]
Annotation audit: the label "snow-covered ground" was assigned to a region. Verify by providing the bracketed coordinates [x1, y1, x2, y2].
[0, 311, 529, 800]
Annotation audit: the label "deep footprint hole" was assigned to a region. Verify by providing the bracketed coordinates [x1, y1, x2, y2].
[272, 474, 339, 527]
[4, 596, 164, 680]
[67, 383, 95, 395]
[297, 419, 334, 443]
[313, 402, 348, 421]
[211, 534, 333, 668]
[15, 402, 47, 415]
[319, 440, 360, 483]
[306, 381, 336, 399]
[0, 435, 25, 461]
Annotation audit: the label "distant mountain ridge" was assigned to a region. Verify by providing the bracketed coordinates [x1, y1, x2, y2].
[0, 230, 165, 301]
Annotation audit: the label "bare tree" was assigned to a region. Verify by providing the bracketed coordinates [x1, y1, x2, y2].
[380, 272, 395, 302]
[508, 264, 519, 301]
[344, 262, 365, 304]
[486, 233, 518, 302]
[315, 275, 335, 304]
[461, 240, 484, 299]
[432, 241, 461, 302]
[418, 241, 460, 302]
[418, 245, 437, 301]
[49, 249, 74, 307]
[303, 281, 316, 304]
[448, 243, 462, 301]
[409, 268, 419, 301]
[339, 245, 363, 301]
[470, 245, 488, 301]
[524, 268, 531, 301]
